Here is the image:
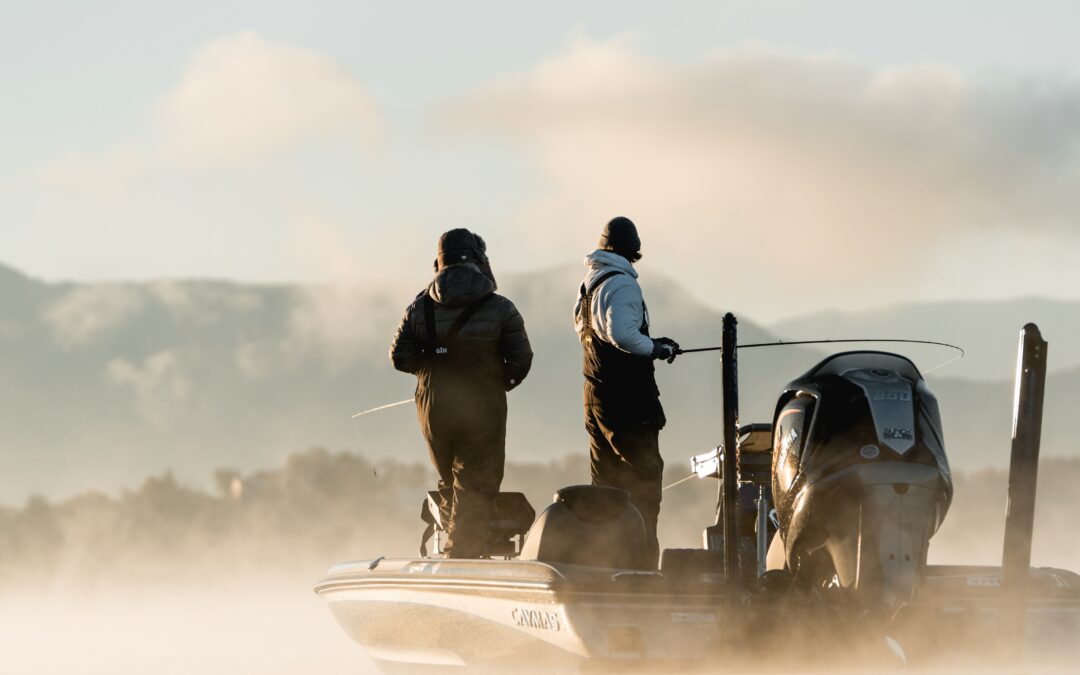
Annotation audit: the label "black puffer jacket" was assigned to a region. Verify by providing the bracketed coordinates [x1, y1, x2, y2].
[390, 264, 533, 424]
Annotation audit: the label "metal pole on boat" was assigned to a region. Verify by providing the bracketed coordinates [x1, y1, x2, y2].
[718, 313, 740, 581]
[1000, 323, 1048, 661]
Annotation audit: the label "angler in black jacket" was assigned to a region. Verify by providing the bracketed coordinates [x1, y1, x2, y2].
[390, 229, 533, 558]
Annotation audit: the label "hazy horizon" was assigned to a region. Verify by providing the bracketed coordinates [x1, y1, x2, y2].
[5, 255, 1080, 326]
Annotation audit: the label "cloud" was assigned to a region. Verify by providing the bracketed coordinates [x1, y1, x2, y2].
[44, 285, 145, 346]
[155, 31, 378, 167]
[19, 33, 1080, 318]
[147, 281, 264, 323]
[38, 31, 378, 180]
[108, 350, 191, 426]
[25, 32, 384, 289]
[440, 38, 1080, 293]
[286, 284, 400, 367]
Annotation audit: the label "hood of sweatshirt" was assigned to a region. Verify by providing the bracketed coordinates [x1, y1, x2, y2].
[428, 263, 495, 308]
[582, 248, 638, 290]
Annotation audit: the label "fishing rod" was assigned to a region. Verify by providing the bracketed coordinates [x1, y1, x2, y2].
[676, 338, 965, 357]
[675, 338, 966, 376]
[351, 398, 415, 418]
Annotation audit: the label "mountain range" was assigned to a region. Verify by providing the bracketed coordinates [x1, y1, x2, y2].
[1, 260, 1076, 503]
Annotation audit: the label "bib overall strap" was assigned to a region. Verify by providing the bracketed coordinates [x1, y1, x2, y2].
[422, 294, 438, 355]
[579, 270, 624, 339]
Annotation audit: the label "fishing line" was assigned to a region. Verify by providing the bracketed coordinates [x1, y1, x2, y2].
[920, 352, 966, 375]
[662, 473, 697, 491]
[350, 398, 415, 477]
[347, 416, 382, 477]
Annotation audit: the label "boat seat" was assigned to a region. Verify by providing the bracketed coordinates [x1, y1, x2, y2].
[419, 491, 536, 558]
[519, 485, 649, 570]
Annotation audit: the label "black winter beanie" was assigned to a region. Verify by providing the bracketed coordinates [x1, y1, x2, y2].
[598, 217, 641, 262]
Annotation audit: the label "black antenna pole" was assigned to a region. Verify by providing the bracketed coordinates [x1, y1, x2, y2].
[1000, 323, 1048, 661]
[719, 313, 740, 581]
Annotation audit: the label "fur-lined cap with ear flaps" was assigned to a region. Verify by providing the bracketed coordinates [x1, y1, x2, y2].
[436, 228, 486, 268]
[434, 228, 496, 287]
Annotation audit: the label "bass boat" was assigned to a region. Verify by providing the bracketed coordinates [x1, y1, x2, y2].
[315, 316, 1080, 672]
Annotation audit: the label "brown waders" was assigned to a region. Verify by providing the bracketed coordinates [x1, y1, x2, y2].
[390, 260, 533, 559]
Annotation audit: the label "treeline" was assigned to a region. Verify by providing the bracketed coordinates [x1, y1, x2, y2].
[0, 449, 434, 589]
[3, 448, 1079, 590]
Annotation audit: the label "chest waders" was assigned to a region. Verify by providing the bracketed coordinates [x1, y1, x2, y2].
[578, 272, 663, 427]
[578, 270, 666, 568]
[418, 291, 505, 558]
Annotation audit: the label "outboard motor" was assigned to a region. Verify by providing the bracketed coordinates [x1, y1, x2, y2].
[770, 351, 952, 611]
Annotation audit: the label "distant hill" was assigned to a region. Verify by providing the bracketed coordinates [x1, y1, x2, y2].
[0, 260, 1075, 503]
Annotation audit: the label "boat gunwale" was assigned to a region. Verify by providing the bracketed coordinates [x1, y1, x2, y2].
[313, 559, 1080, 603]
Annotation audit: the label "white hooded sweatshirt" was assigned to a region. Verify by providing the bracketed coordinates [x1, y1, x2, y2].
[573, 249, 654, 357]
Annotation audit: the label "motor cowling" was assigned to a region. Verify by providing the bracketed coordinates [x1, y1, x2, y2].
[770, 351, 953, 611]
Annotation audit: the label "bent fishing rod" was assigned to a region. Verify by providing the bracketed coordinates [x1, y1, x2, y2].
[673, 339, 963, 375]
[675, 338, 964, 356]
[676, 337, 965, 375]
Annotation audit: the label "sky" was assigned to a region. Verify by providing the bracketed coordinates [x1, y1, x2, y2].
[2, 1, 1079, 321]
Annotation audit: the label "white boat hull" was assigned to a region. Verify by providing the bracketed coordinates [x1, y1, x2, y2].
[315, 559, 1080, 672]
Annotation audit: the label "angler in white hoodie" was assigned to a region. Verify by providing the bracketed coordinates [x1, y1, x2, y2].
[573, 217, 680, 569]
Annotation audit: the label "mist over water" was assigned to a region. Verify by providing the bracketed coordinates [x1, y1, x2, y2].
[5, 587, 1074, 675]
[3, 449, 1078, 674]
[2, 585, 379, 675]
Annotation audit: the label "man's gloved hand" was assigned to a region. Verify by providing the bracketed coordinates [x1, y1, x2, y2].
[651, 337, 680, 364]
